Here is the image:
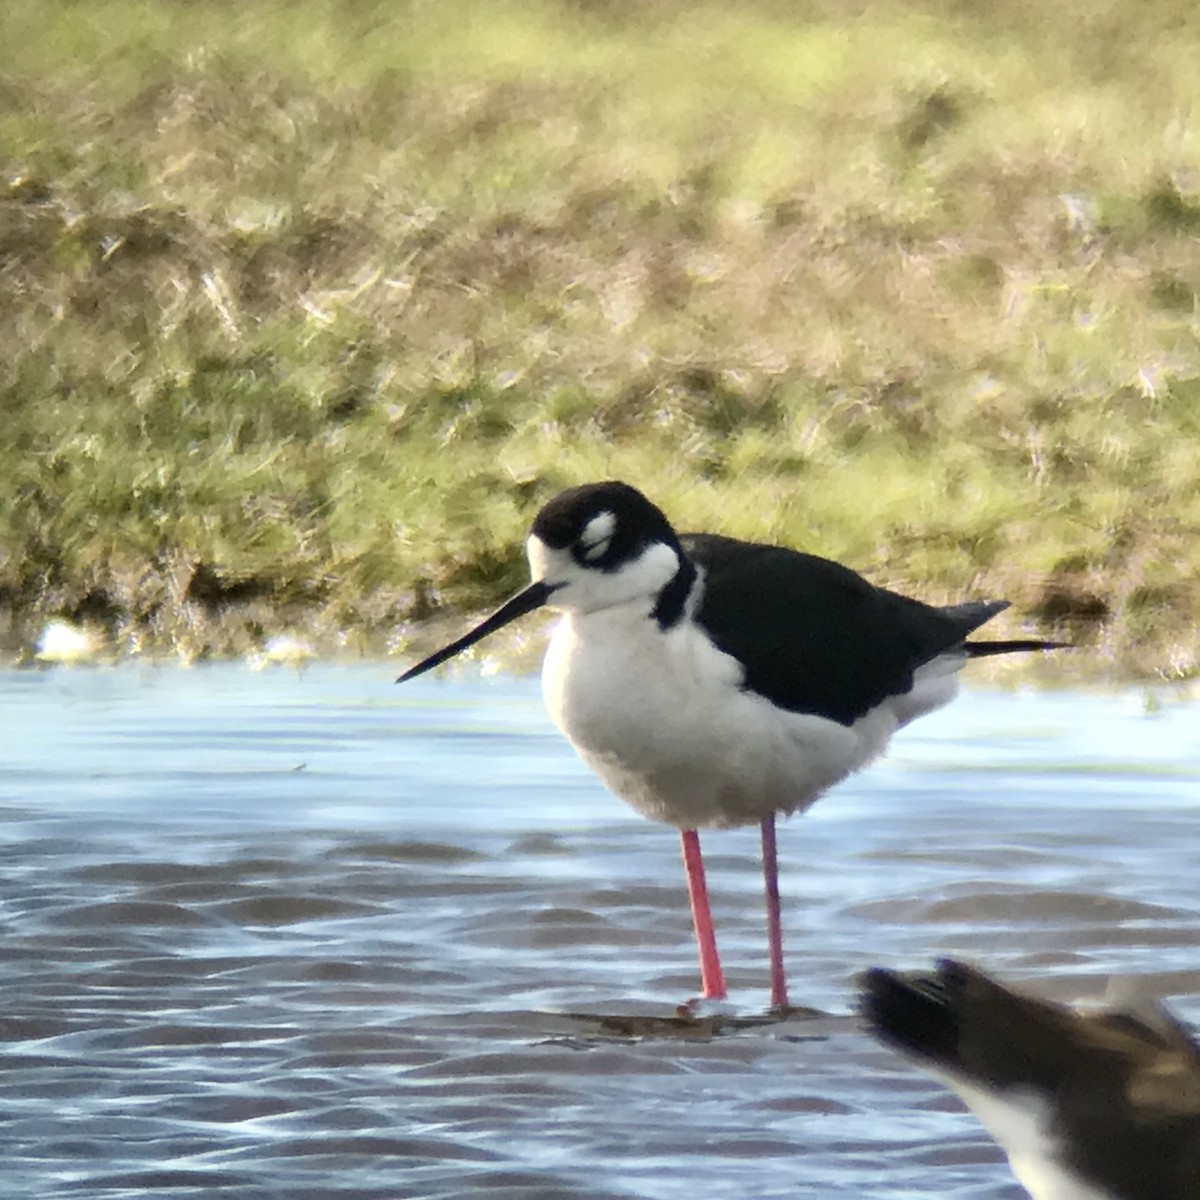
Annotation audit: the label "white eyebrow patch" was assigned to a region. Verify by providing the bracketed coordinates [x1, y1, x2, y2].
[579, 510, 616, 561]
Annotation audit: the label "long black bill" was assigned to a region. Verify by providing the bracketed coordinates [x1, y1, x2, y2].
[396, 581, 557, 683]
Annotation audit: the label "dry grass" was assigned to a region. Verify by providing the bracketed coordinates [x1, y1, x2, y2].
[3, 0, 1200, 673]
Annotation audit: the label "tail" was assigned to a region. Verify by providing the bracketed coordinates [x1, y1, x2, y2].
[939, 600, 1068, 657]
[965, 638, 1069, 658]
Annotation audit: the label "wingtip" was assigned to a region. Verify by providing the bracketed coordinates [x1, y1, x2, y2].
[964, 638, 1072, 658]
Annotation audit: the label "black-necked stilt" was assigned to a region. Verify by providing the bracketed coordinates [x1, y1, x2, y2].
[399, 482, 1060, 1009]
[860, 959, 1200, 1200]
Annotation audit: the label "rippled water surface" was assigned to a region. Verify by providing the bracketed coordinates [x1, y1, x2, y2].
[3, 663, 1199, 1199]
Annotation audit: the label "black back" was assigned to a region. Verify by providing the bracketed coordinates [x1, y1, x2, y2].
[681, 533, 1006, 726]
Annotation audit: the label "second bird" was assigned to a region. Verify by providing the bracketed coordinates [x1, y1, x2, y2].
[399, 481, 1059, 1009]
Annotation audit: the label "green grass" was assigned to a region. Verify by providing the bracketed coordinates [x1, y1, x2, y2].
[2, 0, 1200, 673]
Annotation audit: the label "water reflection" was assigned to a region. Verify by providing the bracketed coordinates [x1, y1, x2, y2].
[0, 664, 1197, 1199]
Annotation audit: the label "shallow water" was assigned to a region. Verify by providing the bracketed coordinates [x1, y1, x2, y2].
[2, 664, 1199, 1200]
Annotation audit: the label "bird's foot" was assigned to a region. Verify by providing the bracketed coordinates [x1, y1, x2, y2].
[677, 995, 824, 1023]
[675, 996, 741, 1021]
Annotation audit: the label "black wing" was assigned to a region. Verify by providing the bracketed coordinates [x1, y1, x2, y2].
[681, 533, 1006, 726]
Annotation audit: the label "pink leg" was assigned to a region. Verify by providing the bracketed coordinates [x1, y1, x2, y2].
[680, 829, 727, 1000]
[761, 816, 789, 1010]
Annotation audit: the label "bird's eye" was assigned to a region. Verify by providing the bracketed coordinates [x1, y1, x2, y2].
[578, 511, 616, 562]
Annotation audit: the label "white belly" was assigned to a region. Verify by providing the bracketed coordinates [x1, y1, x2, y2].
[540, 608, 962, 830]
[947, 1081, 1120, 1200]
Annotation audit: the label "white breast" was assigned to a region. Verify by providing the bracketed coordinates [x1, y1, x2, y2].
[540, 604, 950, 830]
[947, 1081, 1121, 1200]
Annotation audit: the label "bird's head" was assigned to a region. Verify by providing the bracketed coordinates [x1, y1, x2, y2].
[398, 481, 686, 682]
[526, 481, 684, 615]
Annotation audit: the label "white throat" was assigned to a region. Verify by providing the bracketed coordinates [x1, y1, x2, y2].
[526, 534, 682, 616]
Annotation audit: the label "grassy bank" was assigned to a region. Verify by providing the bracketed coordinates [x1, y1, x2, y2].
[3, 0, 1200, 674]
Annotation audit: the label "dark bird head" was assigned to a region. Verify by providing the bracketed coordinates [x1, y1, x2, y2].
[859, 959, 1200, 1200]
[860, 958, 1198, 1092]
[398, 482, 688, 682]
